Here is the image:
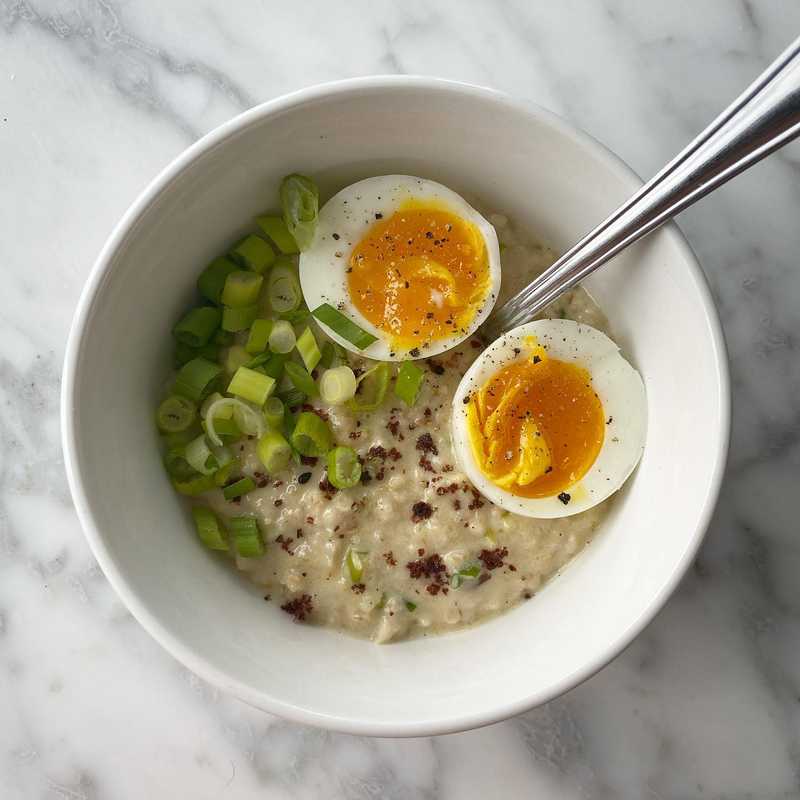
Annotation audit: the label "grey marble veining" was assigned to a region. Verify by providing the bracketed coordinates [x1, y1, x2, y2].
[2, 0, 800, 797]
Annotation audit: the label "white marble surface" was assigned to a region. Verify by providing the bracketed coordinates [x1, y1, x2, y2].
[2, 0, 800, 797]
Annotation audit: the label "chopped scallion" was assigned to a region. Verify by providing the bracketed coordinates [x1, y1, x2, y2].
[263, 396, 285, 429]
[163, 447, 195, 481]
[327, 446, 361, 489]
[185, 434, 218, 475]
[230, 234, 275, 274]
[192, 506, 228, 551]
[394, 360, 425, 407]
[348, 363, 390, 412]
[255, 214, 299, 254]
[345, 548, 366, 583]
[173, 358, 222, 403]
[290, 411, 333, 457]
[245, 319, 273, 355]
[296, 327, 321, 371]
[156, 395, 197, 433]
[279, 388, 306, 410]
[172, 474, 216, 496]
[223, 344, 251, 377]
[311, 304, 377, 350]
[228, 516, 265, 557]
[228, 366, 276, 406]
[261, 352, 288, 379]
[173, 306, 221, 348]
[267, 262, 303, 314]
[257, 429, 292, 474]
[268, 319, 297, 354]
[319, 365, 357, 405]
[278, 307, 310, 326]
[284, 361, 318, 397]
[405, 600, 417, 612]
[213, 460, 238, 487]
[221, 270, 264, 308]
[222, 304, 259, 332]
[222, 476, 257, 501]
[280, 173, 319, 251]
[197, 257, 237, 305]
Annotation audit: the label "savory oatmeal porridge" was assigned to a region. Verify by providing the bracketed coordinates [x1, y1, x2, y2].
[157, 174, 642, 644]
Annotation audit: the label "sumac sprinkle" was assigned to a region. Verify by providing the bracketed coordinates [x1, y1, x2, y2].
[387, 418, 400, 438]
[478, 572, 492, 585]
[319, 475, 338, 495]
[281, 594, 313, 621]
[388, 447, 402, 461]
[367, 445, 387, 461]
[407, 553, 446, 579]
[411, 501, 434, 523]
[479, 547, 508, 570]
[383, 551, 397, 566]
[351, 583, 366, 594]
[468, 488, 485, 510]
[416, 432, 438, 455]
[298, 472, 312, 484]
[558, 492, 571, 505]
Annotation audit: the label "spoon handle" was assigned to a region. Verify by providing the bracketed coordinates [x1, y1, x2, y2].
[486, 34, 800, 338]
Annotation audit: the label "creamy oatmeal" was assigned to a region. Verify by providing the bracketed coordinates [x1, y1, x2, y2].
[203, 215, 613, 642]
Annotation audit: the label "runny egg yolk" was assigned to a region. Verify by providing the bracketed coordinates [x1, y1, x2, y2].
[347, 200, 491, 351]
[466, 344, 605, 498]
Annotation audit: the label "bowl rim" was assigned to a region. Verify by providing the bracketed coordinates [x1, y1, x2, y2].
[61, 74, 731, 737]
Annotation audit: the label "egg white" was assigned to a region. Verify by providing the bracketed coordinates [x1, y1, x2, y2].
[299, 175, 501, 361]
[451, 319, 647, 518]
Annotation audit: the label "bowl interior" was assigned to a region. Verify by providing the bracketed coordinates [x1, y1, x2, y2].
[64, 80, 728, 735]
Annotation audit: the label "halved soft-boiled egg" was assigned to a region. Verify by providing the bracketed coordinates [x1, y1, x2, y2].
[451, 319, 647, 518]
[299, 176, 501, 360]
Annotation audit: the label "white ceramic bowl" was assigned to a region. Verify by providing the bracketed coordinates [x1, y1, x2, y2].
[62, 77, 729, 737]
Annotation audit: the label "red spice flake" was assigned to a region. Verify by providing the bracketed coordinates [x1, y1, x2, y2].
[407, 553, 446, 580]
[479, 547, 509, 570]
[275, 534, 295, 554]
[387, 418, 403, 439]
[415, 432, 439, 456]
[424, 407, 432, 418]
[319, 475, 338, 497]
[523, 590, 533, 599]
[273, 480, 284, 488]
[300, 455, 318, 467]
[388, 447, 402, 461]
[411, 501, 434, 522]
[367, 445, 387, 460]
[383, 551, 397, 566]
[274, 499, 283, 507]
[508, 564, 517, 572]
[418, 548, 425, 556]
[351, 583, 366, 594]
[348, 430, 362, 440]
[306, 516, 315, 525]
[418, 456, 436, 473]
[301, 403, 329, 421]
[453, 499, 462, 510]
[468, 488, 485, 511]
[281, 594, 313, 621]
[426, 583, 442, 595]
[375, 467, 385, 481]
[436, 482, 460, 496]
[426, 359, 445, 376]
[478, 572, 491, 585]
[253, 471, 268, 488]
[442, 464, 454, 473]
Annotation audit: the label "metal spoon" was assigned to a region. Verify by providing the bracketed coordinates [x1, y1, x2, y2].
[484, 34, 800, 339]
